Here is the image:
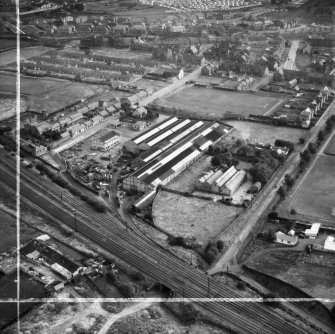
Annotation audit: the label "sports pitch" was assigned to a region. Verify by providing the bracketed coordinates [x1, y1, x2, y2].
[0, 73, 98, 115]
[289, 155, 335, 224]
[163, 87, 283, 117]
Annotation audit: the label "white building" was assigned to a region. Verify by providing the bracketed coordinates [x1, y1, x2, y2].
[324, 236, 335, 252]
[305, 223, 321, 238]
[275, 231, 298, 246]
[92, 131, 119, 151]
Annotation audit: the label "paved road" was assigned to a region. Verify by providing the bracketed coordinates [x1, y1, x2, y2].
[209, 97, 335, 275]
[284, 40, 300, 70]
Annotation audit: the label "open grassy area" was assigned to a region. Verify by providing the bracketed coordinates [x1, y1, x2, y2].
[226, 121, 308, 146]
[0, 73, 99, 115]
[163, 87, 283, 117]
[247, 250, 335, 303]
[153, 191, 242, 245]
[288, 155, 335, 224]
[324, 131, 335, 156]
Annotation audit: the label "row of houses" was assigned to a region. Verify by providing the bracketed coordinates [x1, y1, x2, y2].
[25, 100, 117, 138]
[298, 86, 331, 128]
[195, 166, 247, 196]
[123, 119, 232, 200]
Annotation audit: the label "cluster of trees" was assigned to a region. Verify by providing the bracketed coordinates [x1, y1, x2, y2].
[249, 148, 282, 184]
[35, 163, 107, 213]
[106, 269, 137, 297]
[208, 145, 238, 168]
[274, 139, 295, 153]
[203, 240, 225, 264]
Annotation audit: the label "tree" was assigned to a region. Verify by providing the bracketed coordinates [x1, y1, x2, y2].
[284, 174, 294, 188]
[307, 143, 316, 155]
[268, 212, 278, 220]
[277, 186, 286, 199]
[268, 229, 276, 242]
[106, 270, 117, 283]
[317, 130, 324, 142]
[299, 137, 305, 145]
[216, 240, 224, 252]
[211, 156, 221, 167]
[300, 150, 312, 164]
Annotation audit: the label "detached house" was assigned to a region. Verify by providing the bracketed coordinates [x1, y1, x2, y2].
[92, 131, 119, 151]
[275, 232, 298, 246]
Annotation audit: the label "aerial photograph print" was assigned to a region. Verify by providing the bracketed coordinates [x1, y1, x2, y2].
[0, 0, 334, 333]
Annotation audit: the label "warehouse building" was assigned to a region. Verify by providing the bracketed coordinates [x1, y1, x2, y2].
[211, 166, 238, 194]
[123, 121, 230, 195]
[196, 169, 224, 192]
[92, 131, 119, 151]
[125, 116, 231, 154]
[221, 170, 247, 195]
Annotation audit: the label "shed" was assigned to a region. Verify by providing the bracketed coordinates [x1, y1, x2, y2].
[324, 236, 335, 252]
[249, 182, 262, 194]
[305, 223, 321, 238]
[275, 231, 298, 246]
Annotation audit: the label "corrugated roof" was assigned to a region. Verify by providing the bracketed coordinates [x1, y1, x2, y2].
[225, 170, 246, 191]
[215, 166, 237, 188]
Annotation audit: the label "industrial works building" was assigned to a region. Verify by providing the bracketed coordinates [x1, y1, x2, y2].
[195, 166, 246, 195]
[123, 118, 232, 198]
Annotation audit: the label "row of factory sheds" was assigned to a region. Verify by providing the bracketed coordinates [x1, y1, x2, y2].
[124, 117, 233, 209]
[195, 166, 247, 196]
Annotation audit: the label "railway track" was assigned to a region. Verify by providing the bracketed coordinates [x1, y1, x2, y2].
[0, 151, 317, 334]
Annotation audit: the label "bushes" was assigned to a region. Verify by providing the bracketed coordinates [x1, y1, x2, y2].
[274, 139, 294, 153]
[216, 240, 224, 253]
[237, 281, 246, 290]
[204, 241, 221, 264]
[130, 271, 145, 282]
[183, 303, 198, 324]
[106, 270, 117, 283]
[169, 236, 187, 247]
[117, 282, 135, 298]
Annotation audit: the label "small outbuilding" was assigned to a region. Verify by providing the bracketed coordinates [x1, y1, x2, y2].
[275, 231, 298, 246]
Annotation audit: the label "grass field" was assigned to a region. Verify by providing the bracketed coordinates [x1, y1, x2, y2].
[153, 191, 242, 245]
[324, 131, 335, 156]
[163, 88, 283, 117]
[0, 271, 47, 329]
[289, 155, 335, 223]
[247, 250, 335, 303]
[0, 73, 99, 115]
[0, 46, 50, 66]
[226, 121, 308, 145]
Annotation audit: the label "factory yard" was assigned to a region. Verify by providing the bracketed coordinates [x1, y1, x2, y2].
[324, 131, 335, 156]
[226, 121, 308, 146]
[153, 191, 242, 245]
[288, 155, 335, 225]
[0, 73, 99, 115]
[162, 87, 283, 118]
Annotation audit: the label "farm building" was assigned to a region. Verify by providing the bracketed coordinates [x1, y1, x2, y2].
[197, 169, 225, 192]
[324, 236, 335, 252]
[92, 131, 119, 151]
[275, 232, 298, 246]
[212, 166, 238, 194]
[195, 170, 215, 192]
[221, 170, 247, 196]
[123, 121, 229, 195]
[132, 107, 147, 118]
[124, 117, 231, 154]
[132, 121, 146, 131]
[305, 223, 321, 238]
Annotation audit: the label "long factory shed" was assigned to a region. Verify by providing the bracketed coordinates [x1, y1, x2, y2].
[124, 120, 232, 196]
